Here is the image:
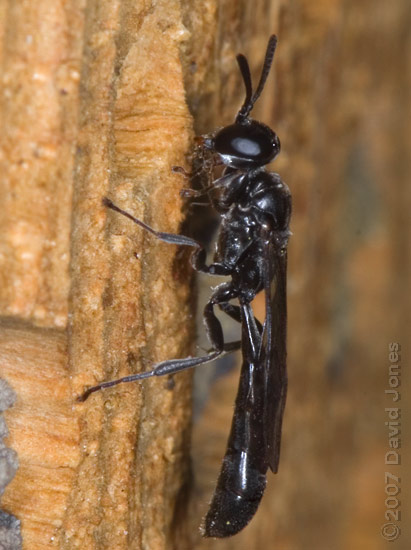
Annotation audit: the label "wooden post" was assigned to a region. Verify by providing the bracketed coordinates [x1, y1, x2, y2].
[1, 1, 196, 549]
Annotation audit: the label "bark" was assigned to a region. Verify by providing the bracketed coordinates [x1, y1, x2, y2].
[0, 0, 410, 549]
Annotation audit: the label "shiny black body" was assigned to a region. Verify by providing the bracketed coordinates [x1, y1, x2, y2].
[79, 36, 291, 538]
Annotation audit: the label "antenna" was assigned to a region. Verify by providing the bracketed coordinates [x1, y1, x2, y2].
[235, 35, 278, 123]
[236, 54, 253, 117]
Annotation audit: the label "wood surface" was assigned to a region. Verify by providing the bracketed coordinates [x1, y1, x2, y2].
[0, 320, 77, 549]
[0, 0, 409, 549]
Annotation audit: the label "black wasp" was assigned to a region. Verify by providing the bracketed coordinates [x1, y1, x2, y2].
[80, 35, 291, 538]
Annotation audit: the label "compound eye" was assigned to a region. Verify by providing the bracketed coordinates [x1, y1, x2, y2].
[231, 136, 262, 157]
[213, 122, 280, 167]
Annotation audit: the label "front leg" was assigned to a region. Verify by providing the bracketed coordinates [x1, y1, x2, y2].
[103, 197, 231, 277]
[103, 198, 200, 248]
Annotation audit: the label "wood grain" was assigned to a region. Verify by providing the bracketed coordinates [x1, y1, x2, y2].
[1, 320, 79, 550]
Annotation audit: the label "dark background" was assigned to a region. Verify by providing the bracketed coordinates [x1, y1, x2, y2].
[186, 1, 410, 548]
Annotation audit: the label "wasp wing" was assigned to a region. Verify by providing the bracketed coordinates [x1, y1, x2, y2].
[260, 237, 288, 473]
